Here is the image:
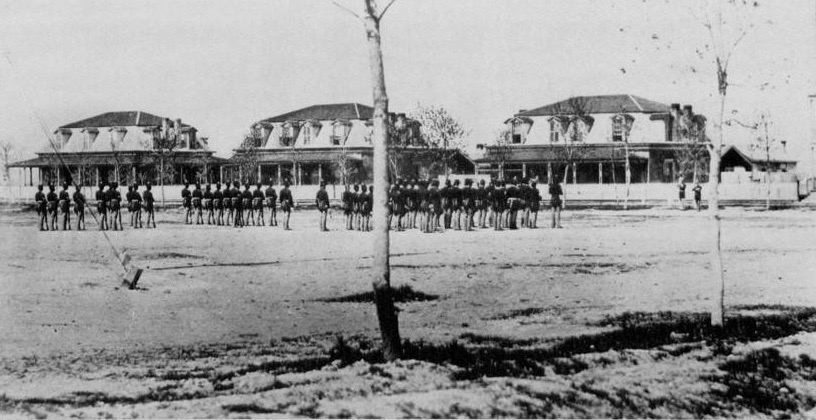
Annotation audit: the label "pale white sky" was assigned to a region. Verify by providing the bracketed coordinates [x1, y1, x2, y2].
[0, 0, 814, 169]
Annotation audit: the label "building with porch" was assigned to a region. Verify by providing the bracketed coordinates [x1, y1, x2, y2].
[10, 111, 222, 186]
[476, 94, 710, 184]
[225, 103, 473, 185]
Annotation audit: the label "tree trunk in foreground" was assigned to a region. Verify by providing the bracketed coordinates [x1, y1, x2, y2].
[709, 66, 727, 327]
[363, 3, 401, 361]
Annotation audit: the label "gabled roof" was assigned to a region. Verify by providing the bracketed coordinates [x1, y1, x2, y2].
[60, 111, 192, 129]
[258, 103, 374, 124]
[517, 95, 670, 117]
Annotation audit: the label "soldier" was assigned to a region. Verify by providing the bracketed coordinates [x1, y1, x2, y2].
[341, 184, 354, 230]
[451, 179, 462, 230]
[490, 180, 505, 231]
[241, 183, 254, 226]
[462, 179, 475, 232]
[316, 181, 330, 232]
[265, 182, 277, 227]
[58, 182, 71, 230]
[428, 179, 443, 232]
[143, 183, 156, 228]
[35, 184, 47, 231]
[95, 182, 108, 231]
[518, 178, 530, 228]
[46, 184, 58, 230]
[692, 182, 703, 212]
[109, 182, 123, 231]
[253, 183, 265, 226]
[528, 179, 541, 228]
[181, 183, 192, 224]
[475, 179, 487, 229]
[390, 181, 405, 231]
[506, 178, 520, 229]
[213, 183, 224, 226]
[73, 185, 86, 231]
[204, 184, 215, 225]
[232, 181, 243, 227]
[362, 185, 373, 232]
[418, 180, 430, 233]
[440, 179, 452, 229]
[352, 184, 363, 231]
[192, 183, 204, 225]
[223, 181, 233, 226]
[549, 179, 563, 229]
[403, 180, 416, 229]
[279, 180, 293, 230]
[677, 177, 687, 210]
[131, 183, 143, 228]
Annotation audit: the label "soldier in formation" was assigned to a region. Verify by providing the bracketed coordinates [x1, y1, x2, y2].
[35, 184, 47, 231]
[143, 183, 156, 228]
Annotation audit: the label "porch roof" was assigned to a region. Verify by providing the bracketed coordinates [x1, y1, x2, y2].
[475, 144, 651, 164]
[9, 151, 223, 168]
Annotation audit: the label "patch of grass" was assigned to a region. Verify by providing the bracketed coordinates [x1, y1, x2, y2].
[315, 284, 439, 303]
[711, 347, 816, 414]
[487, 307, 548, 320]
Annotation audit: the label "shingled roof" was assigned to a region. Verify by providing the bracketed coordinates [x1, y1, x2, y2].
[517, 95, 670, 117]
[258, 103, 374, 124]
[60, 111, 191, 129]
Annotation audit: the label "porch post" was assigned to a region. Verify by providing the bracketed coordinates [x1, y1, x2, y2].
[29, 167, 33, 186]
[521, 163, 527, 178]
[297, 163, 302, 185]
[598, 162, 603, 185]
[257, 164, 262, 184]
[318, 163, 323, 182]
[547, 162, 552, 184]
[219, 165, 224, 184]
[277, 165, 282, 186]
[238, 166, 243, 183]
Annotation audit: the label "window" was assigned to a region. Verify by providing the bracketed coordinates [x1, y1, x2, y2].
[612, 116, 624, 142]
[303, 125, 311, 145]
[549, 119, 560, 143]
[663, 159, 674, 177]
[332, 123, 349, 146]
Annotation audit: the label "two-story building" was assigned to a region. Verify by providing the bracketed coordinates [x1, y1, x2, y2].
[476, 94, 709, 184]
[226, 103, 473, 185]
[10, 111, 221, 186]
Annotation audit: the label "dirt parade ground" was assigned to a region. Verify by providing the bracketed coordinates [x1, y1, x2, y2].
[2, 205, 816, 418]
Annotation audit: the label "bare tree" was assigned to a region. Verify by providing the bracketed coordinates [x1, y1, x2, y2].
[333, 144, 358, 187]
[728, 111, 777, 210]
[235, 129, 262, 185]
[550, 96, 592, 205]
[333, 0, 402, 361]
[0, 141, 13, 183]
[487, 128, 513, 180]
[409, 104, 469, 178]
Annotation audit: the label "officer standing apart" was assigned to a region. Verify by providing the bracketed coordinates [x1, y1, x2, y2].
[181, 183, 192, 224]
[550, 179, 563, 229]
[265, 182, 277, 227]
[95, 183, 108, 231]
[316, 181, 330, 232]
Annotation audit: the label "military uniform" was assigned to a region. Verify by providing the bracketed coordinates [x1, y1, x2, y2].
[204, 185, 215, 225]
[143, 184, 156, 228]
[264, 185, 277, 226]
[241, 185, 253, 226]
[73, 187, 86, 230]
[342, 187, 354, 230]
[109, 183, 123, 230]
[58, 184, 71, 230]
[213, 184, 224, 226]
[181, 184, 192, 224]
[131, 185, 143, 228]
[549, 181, 563, 229]
[316, 182, 330, 232]
[192, 184, 204, 225]
[427, 181, 443, 232]
[223, 183, 233, 225]
[35, 186, 47, 231]
[95, 184, 108, 230]
[46, 185, 58, 230]
[253, 184, 265, 226]
[490, 182, 505, 231]
[279, 183, 293, 230]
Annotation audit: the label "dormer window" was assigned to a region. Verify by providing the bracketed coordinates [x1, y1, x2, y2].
[331, 120, 351, 146]
[506, 117, 532, 144]
[549, 119, 561, 143]
[302, 120, 321, 146]
[82, 128, 98, 150]
[611, 114, 634, 142]
[281, 122, 300, 147]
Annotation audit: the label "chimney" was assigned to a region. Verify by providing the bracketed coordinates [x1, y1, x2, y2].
[781, 140, 787, 151]
[683, 105, 693, 116]
[162, 118, 170, 139]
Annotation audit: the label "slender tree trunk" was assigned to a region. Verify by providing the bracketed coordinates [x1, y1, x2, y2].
[624, 142, 631, 210]
[709, 78, 727, 327]
[160, 158, 166, 206]
[363, 6, 401, 361]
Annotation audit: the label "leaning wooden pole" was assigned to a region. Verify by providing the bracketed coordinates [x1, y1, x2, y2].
[363, 1, 402, 361]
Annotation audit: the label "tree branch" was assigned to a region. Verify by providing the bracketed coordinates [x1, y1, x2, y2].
[378, 0, 398, 19]
[331, 0, 361, 20]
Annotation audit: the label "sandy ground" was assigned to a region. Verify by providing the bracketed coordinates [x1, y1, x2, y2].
[1, 205, 816, 418]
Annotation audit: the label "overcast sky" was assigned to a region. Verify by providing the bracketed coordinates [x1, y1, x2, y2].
[0, 0, 814, 170]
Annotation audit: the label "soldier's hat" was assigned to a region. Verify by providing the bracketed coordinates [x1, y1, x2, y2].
[360, 184, 367, 191]
[233, 181, 240, 188]
[215, 182, 220, 189]
[195, 183, 200, 189]
[62, 182, 68, 189]
[256, 182, 262, 188]
[283, 180, 290, 187]
[479, 179, 486, 185]
[319, 180, 326, 187]
[205, 183, 211, 189]
[353, 183, 360, 190]
[431, 180, 439, 187]
[48, 183, 55, 190]
[146, 183, 152, 190]
[444, 179, 451, 186]
[37, 184, 43, 189]
[184, 182, 189, 188]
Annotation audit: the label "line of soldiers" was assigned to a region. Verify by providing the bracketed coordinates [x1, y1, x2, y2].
[180, 181, 294, 230]
[384, 177, 563, 233]
[34, 181, 156, 231]
[340, 183, 374, 232]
